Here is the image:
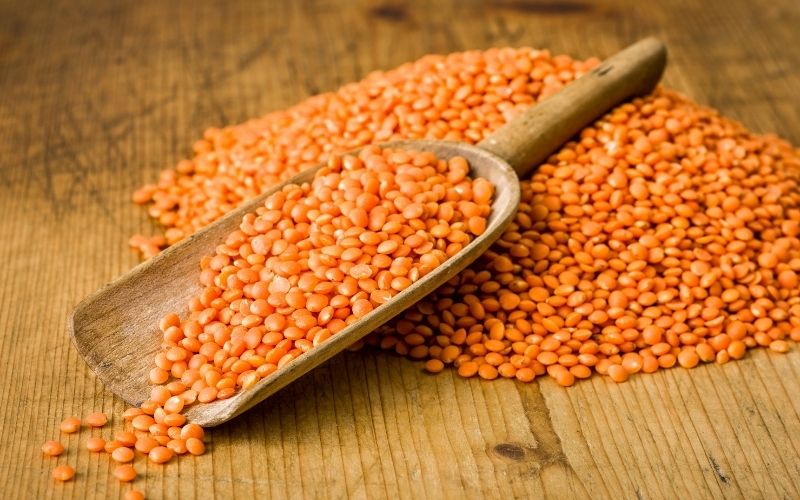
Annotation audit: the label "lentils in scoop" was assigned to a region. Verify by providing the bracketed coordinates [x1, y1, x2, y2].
[145, 146, 491, 406]
[369, 88, 799, 385]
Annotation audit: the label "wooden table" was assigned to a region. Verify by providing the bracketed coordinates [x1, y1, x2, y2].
[2, 0, 799, 498]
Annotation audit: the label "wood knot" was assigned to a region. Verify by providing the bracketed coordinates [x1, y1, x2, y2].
[497, 0, 589, 15]
[593, 64, 613, 76]
[369, 4, 408, 22]
[492, 442, 527, 462]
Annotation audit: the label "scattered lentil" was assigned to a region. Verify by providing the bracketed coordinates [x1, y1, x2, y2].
[41, 441, 64, 457]
[114, 464, 137, 482]
[85, 412, 108, 428]
[60, 417, 81, 434]
[52, 465, 75, 482]
[86, 437, 106, 452]
[125, 490, 146, 500]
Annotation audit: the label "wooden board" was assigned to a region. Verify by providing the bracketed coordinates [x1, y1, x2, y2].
[1, 0, 799, 498]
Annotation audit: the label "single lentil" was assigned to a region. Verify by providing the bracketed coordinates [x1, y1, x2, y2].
[85, 412, 108, 428]
[125, 490, 145, 500]
[42, 441, 64, 457]
[52, 465, 75, 482]
[112, 447, 135, 463]
[86, 437, 106, 452]
[185, 437, 205, 456]
[148, 446, 174, 464]
[114, 464, 137, 482]
[60, 417, 81, 434]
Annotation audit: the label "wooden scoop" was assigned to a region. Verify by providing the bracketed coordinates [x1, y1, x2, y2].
[70, 38, 666, 427]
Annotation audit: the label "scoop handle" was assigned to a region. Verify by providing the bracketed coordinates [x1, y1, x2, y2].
[478, 37, 667, 177]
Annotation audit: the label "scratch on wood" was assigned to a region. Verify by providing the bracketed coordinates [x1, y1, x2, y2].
[708, 455, 731, 484]
[368, 4, 408, 22]
[235, 30, 287, 74]
[518, 384, 570, 468]
[491, 16, 524, 45]
[494, 0, 590, 14]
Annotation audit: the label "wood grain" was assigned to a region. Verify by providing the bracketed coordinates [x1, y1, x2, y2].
[1, 0, 799, 498]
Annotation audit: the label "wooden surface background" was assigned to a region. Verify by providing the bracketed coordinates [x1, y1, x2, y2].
[2, 0, 799, 498]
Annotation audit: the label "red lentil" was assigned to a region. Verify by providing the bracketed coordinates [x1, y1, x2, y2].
[125, 490, 145, 500]
[180, 424, 204, 441]
[148, 446, 174, 464]
[42, 440, 64, 457]
[167, 439, 188, 455]
[85, 412, 108, 428]
[112, 447, 135, 463]
[115, 432, 137, 447]
[114, 464, 137, 482]
[86, 437, 106, 453]
[52, 464, 75, 482]
[60, 417, 81, 434]
[185, 437, 205, 456]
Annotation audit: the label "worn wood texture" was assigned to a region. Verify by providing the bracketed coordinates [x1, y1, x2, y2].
[1, 0, 799, 498]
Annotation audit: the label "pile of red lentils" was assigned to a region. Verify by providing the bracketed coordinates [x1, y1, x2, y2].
[131, 46, 799, 388]
[130, 48, 600, 256]
[48, 46, 800, 494]
[369, 90, 800, 384]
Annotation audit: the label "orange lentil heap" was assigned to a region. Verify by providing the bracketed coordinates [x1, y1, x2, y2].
[45, 47, 601, 496]
[42, 48, 800, 499]
[149, 146, 491, 405]
[370, 89, 800, 385]
[46, 45, 800, 496]
[128, 46, 800, 389]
